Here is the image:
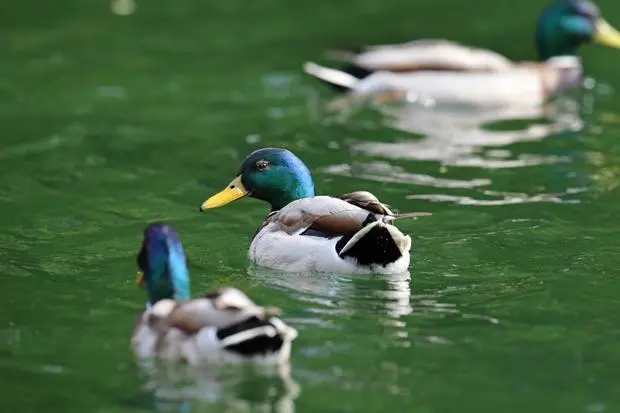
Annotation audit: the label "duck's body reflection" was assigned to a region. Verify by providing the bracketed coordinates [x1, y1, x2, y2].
[348, 96, 583, 168]
[136, 359, 300, 413]
[321, 95, 588, 205]
[248, 266, 413, 328]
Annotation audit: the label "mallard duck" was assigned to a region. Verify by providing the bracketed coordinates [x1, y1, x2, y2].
[131, 222, 298, 365]
[303, 0, 620, 107]
[199, 148, 429, 274]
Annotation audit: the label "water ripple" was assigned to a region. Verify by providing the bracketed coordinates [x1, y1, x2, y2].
[136, 360, 300, 413]
[346, 97, 582, 168]
[322, 162, 491, 189]
[408, 187, 587, 206]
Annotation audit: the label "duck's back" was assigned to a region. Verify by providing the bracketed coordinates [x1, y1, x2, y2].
[343, 39, 514, 72]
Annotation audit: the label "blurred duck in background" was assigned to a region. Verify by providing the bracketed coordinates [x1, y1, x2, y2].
[303, 0, 620, 108]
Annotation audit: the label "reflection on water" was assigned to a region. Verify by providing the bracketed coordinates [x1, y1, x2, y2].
[248, 266, 413, 319]
[408, 187, 586, 206]
[249, 267, 417, 357]
[373, 272, 413, 318]
[348, 96, 583, 168]
[322, 162, 491, 189]
[137, 359, 300, 413]
[248, 266, 500, 350]
[412, 290, 500, 326]
[248, 266, 352, 299]
[587, 151, 620, 194]
[110, 0, 136, 16]
[318, 94, 590, 205]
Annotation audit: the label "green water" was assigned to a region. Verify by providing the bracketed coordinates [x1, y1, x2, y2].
[3, 0, 620, 411]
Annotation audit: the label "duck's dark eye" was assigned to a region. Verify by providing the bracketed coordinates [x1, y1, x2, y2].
[256, 160, 270, 171]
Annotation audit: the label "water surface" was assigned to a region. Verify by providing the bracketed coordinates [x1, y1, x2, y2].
[3, 0, 620, 412]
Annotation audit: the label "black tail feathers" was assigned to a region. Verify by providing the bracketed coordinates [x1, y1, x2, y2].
[335, 217, 403, 266]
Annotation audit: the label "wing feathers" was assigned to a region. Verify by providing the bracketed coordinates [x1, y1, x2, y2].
[325, 39, 513, 73]
[163, 298, 269, 334]
[273, 196, 369, 235]
[270, 192, 430, 237]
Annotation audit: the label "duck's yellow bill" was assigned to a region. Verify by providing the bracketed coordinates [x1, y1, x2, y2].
[594, 18, 620, 49]
[200, 176, 248, 210]
[137, 271, 145, 288]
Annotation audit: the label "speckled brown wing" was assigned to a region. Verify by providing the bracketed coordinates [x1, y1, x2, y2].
[266, 195, 388, 238]
[340, 191, 434, 222]
[338, 191, 396, 217]
[157, 292, 269, 335]
[256, 194, 430, 240]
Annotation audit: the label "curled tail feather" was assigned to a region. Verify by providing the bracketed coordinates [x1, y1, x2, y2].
[303, 61, 374, 93]
[335, 218, 410, 267]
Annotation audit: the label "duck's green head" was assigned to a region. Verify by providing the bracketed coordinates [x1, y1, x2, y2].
[200, 148, 315, 212]
[536, 0, 620, 59]
[136, 222, 190, 305]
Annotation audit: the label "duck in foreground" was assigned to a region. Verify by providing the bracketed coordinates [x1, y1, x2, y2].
[303, 0, 620, 107]
[131, 222, 298, 365]
[200, 148, 430, 274]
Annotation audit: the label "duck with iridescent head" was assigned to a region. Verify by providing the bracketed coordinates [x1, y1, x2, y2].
[199, 148, 429, 275]
[131, 222, 298, 365]
[303, 0, 620, 107]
